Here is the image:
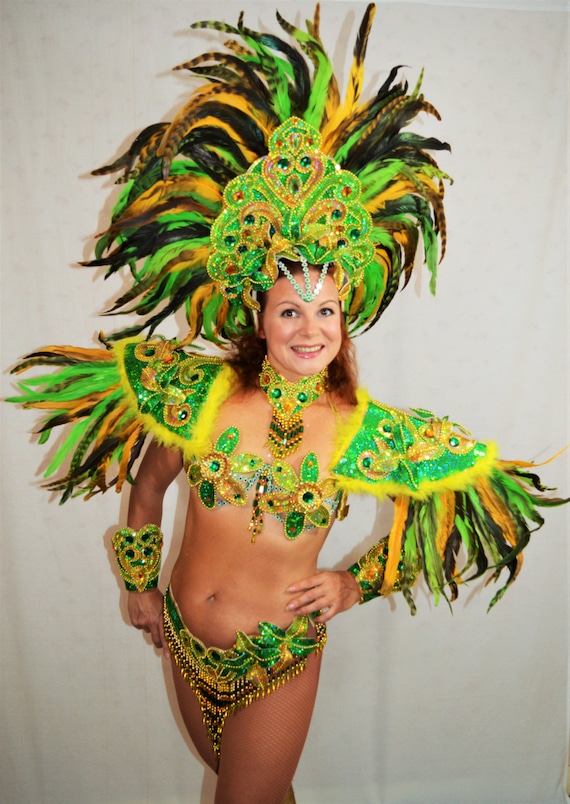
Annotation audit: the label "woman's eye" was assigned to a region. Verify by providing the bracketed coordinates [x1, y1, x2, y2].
[319, 307, 335, 316]
[281, 309, 297, 318]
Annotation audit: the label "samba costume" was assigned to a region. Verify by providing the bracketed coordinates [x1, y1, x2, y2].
[164, 586, 327, 757]
[6, 1, 567, 764]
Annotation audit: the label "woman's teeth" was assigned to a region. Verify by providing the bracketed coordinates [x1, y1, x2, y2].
[292, 346, 321, 353]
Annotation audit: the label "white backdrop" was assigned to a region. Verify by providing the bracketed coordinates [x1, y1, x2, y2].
[1, 2, 568, 803]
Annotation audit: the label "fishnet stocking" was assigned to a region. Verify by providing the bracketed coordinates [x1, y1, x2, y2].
[170, 649, 322, 803]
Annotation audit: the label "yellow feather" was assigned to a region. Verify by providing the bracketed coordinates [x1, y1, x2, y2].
[341, 4, 376, 116]
[435, 490, 456, 558]
[381, 495, 409, 595]
[476, 476, 519, 549]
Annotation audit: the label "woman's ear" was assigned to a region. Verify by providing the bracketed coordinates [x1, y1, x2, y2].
[255, 311, 266, 339]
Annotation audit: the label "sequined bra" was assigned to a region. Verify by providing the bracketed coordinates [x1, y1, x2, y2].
[185, 427, 343, 540]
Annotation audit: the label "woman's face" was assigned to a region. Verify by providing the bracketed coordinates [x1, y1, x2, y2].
[258, 270, 342, 381]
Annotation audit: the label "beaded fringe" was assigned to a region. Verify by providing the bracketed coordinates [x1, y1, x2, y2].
[163, 589, 326, 756]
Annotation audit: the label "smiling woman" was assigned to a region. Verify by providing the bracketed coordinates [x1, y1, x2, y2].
[4, 4, 568, 803]
[258, 269, 343, 381]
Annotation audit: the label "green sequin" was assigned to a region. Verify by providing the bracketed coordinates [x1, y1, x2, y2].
[188, 431, 341, 540]
[250, 452, 338, 539]
[187, 427, 253, 508]
[207, 119, 374, 302]
[332, 400, 486, 492]
[123, 339, 225, 439]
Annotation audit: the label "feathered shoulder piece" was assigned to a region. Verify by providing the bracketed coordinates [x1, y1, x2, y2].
[86, 3, 451, 345]
[333, 390, 567, 611]
[7, 338, 235, 502]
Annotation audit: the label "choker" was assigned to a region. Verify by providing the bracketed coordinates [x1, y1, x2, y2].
[259, 358, 328, 458]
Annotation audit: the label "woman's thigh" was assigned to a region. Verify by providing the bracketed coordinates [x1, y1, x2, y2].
[171, 662, 219, 773]
[214, 650, 323, 804]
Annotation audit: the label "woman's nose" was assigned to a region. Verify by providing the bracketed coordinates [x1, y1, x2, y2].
[298, 316, 319, 337]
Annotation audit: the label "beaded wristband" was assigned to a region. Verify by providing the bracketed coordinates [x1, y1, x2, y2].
[111, 524, 163, 592]
[347, 536, 420, 604]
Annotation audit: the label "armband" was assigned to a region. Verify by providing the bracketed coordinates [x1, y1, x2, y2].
[111, 524, 163, 592]
[347, 536, 421, 607]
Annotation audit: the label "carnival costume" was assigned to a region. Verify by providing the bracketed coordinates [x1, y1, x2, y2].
[7, 3, 566, 753]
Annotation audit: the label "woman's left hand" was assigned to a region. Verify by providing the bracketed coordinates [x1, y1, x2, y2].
[285, 570, 360, 623]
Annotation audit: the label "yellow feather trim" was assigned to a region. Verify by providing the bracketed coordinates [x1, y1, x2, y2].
[329, 387, 370, 468]
[186, 363, 236, 457]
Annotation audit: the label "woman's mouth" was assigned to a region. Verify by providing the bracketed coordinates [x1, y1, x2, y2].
[291, 345, 323, 357]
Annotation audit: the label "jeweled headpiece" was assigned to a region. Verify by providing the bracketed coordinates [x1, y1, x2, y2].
[88, 4, 450, 345]
[207, 118, 373, 308]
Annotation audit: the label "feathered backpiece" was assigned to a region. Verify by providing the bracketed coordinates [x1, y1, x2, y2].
[88, 3, 451, 345]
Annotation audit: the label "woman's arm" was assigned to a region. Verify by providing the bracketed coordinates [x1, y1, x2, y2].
[122, 441, 183, 655]
[127, 439, 184, 529]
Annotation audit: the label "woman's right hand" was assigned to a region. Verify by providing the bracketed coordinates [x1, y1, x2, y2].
[127, 589, 170, 658]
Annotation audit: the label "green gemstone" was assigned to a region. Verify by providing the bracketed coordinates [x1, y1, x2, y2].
[332, 208, 342, 220]
[449, 437, 460, 447]
[286, 511, 305, 538]
[302, 491, 314, 503]
[350, 228, 361, 240]
[200, 481, 215, 509]
[362, 457, 372, 468]
[244, 214, 255, 225]
[382, 424, 392, 433]
[300, 156, 311, 167]
[210, 460, 220, 472]
[288, 177, 300, 193]
[270, 388, 282, 399]
[297, 391, 308, 403]
[224, 235, 236, 246]
[278, 157, 289, 170]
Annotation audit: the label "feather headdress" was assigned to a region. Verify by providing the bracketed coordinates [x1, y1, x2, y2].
[87, 3, 451, 345]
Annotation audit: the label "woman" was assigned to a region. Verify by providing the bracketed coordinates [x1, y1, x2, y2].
[7, 7, 565, 804]
[125, 264, 360, 802]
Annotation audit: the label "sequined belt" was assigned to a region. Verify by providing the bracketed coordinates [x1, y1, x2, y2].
[163, 586, 326, 755]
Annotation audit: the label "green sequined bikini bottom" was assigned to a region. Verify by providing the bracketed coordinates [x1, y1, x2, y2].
[163, 586, 327, 756]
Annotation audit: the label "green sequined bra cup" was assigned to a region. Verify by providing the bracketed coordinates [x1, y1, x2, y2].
[186, 427, 342, 540]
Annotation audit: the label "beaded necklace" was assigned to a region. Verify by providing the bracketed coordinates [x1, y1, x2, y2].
[259, 358, 328, 458]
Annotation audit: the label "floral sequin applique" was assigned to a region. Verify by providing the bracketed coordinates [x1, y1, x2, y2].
[249, 453, 339, 540]
[186, 427, 264, 508]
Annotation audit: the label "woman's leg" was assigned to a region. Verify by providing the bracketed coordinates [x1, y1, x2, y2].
[214, 649, 322, 804]
[171, 662, 219, 773]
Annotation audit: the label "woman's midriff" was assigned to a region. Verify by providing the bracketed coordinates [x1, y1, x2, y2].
[169, 495, 331, 649]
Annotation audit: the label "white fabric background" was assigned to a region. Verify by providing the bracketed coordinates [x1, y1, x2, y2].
[1, 2, 568, 802]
